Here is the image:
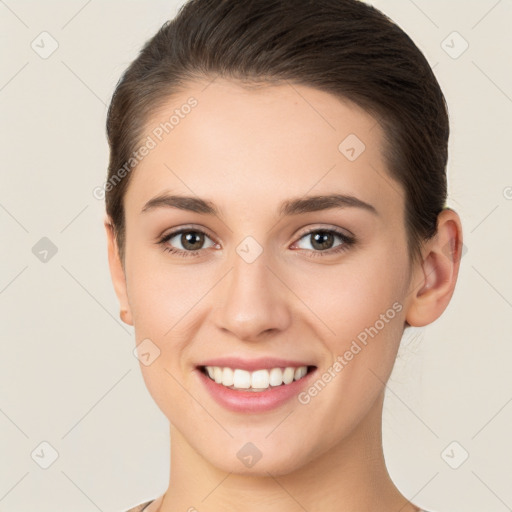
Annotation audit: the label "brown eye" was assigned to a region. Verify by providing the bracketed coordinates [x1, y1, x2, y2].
[179, 231, 205, 250]
[159, 228, 217, 256]
[295, 229, 353, 253]
[309, 231, 336, 250]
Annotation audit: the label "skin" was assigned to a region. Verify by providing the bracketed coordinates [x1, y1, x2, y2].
[105, 78, 462, 512]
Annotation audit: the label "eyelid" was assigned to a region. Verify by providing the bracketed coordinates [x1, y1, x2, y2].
[158, 223, 353, 245]
[157, 223, 356, 257]
[290, 226, 355, 254]
[158, 224, 218, 243]
[294, 223, 355, 240]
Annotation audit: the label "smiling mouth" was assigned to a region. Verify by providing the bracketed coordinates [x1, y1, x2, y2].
[198, 365, 317, 392]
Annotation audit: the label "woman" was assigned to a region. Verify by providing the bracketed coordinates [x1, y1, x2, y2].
[104, 0, 463, 511]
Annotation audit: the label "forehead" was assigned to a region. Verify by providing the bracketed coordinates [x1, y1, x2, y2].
[124, 78, 404, 220]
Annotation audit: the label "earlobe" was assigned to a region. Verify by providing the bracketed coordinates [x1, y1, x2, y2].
[405, 208, 463, 328]
[104, 216, 134, 326]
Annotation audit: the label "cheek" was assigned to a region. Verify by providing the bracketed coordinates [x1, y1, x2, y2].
[291, 256, 407, 434]
[125, 241, 212, 332]
[300, 254, 406, 335]
[294, 247, 408, 389]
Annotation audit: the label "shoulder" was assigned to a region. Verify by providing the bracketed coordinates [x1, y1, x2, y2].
[124, 499, 155, 512]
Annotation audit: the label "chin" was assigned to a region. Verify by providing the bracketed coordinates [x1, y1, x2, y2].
[197, 437, 313, 477]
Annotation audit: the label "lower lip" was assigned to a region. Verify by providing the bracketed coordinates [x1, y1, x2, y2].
[195, 367, 317, 413]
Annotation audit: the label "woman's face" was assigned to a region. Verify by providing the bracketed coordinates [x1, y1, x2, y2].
[116, 78, 417, 475]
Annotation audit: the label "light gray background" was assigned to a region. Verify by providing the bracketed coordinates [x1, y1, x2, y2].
[0, 1, 511, 511]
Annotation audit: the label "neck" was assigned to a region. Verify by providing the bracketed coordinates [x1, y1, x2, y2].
[156, 391, 419, 512]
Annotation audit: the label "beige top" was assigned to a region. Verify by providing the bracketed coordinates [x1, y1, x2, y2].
[125, 498, 433, 512]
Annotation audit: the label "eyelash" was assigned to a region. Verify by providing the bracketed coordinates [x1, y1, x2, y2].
[157, 226, 356, 259]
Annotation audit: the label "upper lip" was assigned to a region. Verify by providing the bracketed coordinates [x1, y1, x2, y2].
[196, 357, 316, 372]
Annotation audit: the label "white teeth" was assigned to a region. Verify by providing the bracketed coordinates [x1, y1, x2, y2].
[203, 365, 310, 391]
[269, 367, 283, 386]
[294, 366, 307, 380]
[222, 367, 234, 386]
[213, 367, 223, 384]
[251, 369, 269, 389]
[233, 369, 251, 389]
[282, 367, 295, 384]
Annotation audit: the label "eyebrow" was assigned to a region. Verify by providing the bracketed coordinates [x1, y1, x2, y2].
[140, 192, 378, 217]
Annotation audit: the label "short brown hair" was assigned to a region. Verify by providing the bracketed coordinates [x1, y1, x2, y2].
[105, 0, 449, 265]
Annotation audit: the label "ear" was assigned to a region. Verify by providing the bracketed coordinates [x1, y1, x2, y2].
[104, 216, 133, 326]
[405, 208, 463, 327]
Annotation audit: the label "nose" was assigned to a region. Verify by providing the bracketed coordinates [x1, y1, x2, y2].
[212, 248, 292, 341]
